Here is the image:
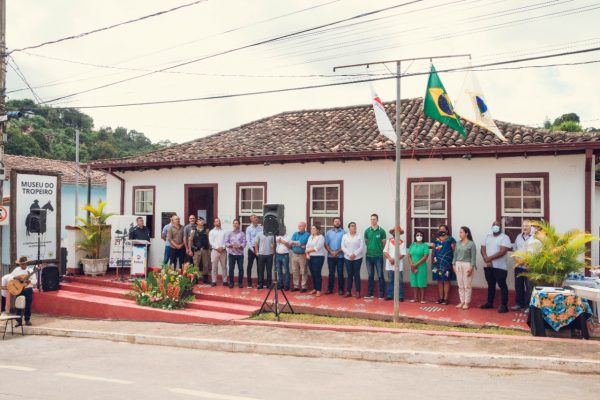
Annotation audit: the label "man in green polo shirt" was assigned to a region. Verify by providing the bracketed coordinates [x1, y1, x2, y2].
[364, 213, 387, 299]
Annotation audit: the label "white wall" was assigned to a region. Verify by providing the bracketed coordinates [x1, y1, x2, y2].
[104, 153, 589, 288]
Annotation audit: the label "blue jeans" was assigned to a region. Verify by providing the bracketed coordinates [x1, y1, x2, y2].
[228, 254, 244, 286]
[309, 256, 325, 291]
[345, 258, 362, 294]
[366, 256, 385, 297]
[163, 245, 171, 265]
[386, 270, 404, 300]
[18, 287, 33, 322]
[276, 254, 290, 289]
[327, 257, 345, 293]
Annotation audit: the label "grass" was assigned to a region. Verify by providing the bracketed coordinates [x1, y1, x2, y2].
[251, 312, 529, 336]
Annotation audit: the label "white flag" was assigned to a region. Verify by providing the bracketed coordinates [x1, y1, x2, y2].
[370, 85, 396, 143]
[454, 70, 507, 142]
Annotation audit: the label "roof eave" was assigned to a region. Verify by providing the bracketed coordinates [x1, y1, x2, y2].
[91, 142, 600, 172]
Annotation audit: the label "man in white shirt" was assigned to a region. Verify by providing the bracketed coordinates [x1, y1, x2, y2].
[512, 220, 531, 311]
[4, 256, 37, 326]
[209, 217, 227, 287]
[275, 229, 291, 290]
[480, 220, 512, 313]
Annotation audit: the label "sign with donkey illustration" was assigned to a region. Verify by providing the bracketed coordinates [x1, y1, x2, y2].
[10, 170, 61, 265]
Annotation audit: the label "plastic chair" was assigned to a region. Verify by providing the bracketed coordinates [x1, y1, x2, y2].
[1, 295, 25, 339]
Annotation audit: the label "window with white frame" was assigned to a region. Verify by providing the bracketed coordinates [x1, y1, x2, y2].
[309, 182, 342, 233]
[500, 177, 545, 242]
[133, 187, 154, 237]
[238, 184, 266, 231]
[410, 181, 448, 243]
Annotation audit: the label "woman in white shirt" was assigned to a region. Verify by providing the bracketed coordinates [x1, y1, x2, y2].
[341, 222, 364, 298]
[305, 225, 326, 296]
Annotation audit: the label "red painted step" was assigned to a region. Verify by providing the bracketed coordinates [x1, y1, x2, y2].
[59, 282, 258, 316]
[33, 290, 247, 324]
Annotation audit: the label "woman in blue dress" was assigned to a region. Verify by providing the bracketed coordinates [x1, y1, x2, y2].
[431, 224, 456, 305]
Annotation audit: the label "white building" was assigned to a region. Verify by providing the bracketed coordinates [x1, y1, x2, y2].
[91, 98, 600, 289]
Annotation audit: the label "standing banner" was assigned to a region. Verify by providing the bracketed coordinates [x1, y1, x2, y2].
[107, 215, 142, 268]
[10, 171, 61, 265]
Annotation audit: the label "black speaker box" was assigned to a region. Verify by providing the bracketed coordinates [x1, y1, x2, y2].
[41, 265, 60, 292]
[263, 204, 285, 236]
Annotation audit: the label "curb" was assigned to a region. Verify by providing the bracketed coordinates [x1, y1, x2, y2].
[234, 319, 594, 344]
[25, 326, 600, 375]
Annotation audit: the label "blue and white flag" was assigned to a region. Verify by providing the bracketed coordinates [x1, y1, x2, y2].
[454, 70, 506, 142]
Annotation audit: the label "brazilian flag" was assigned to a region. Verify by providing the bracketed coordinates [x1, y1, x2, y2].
[423, 64, 467, 139]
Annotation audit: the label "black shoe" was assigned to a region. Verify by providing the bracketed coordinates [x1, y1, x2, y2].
[203, 276, 210, 284]
[284, 287, 290, 291]
[400, 298, 405, 302]
[291, 287, 299, 292]
[211, 282, 217, 287]
[436, 299, 443, 304]
[257, 285, 263, 290]
[300, 288, 307, 293]
[15, 321, 23, 327]
[238, 284, 244, 289]
[25, 321, 32, 326]
[228, 283, 234, 289]
[498, 305, 509, 313]
[325, 290, 333, 295]
[440, 299, 448, 305]
[338, 290, 344, 296]
[385, 297, 392, 301]
[480, 303, 493, 309]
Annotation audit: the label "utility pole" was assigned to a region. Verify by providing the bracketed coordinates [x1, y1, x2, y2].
[334, 53, 470, 323]
[0, 0, 7, 272]
[75, 128, 80, 222]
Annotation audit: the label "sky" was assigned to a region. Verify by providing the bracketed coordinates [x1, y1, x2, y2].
[6, 0, 600, 144]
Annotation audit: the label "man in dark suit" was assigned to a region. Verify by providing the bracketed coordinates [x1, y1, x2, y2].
[129, 217, 151, 242]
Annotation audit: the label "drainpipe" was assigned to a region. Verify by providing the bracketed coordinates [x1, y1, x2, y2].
[585, 149, 593, 276]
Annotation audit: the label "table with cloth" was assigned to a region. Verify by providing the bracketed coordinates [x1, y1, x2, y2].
[528, 287, 592, 339]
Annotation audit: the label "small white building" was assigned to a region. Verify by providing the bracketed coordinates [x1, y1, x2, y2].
[91, 98, 600, 289]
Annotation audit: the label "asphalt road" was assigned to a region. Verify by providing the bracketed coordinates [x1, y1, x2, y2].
[0, 336, 598, 400]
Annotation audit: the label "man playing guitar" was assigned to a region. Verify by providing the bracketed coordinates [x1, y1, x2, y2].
[3, 256, 37, 326]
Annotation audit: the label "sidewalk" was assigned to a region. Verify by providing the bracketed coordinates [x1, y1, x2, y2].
[14, 314, 600, 375]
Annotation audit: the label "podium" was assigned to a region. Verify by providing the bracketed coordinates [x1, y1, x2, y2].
[130, 240, 151, 277]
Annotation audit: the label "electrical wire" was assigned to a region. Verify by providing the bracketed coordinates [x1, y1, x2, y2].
[6, 0, 208, 55]
[7, 57, 44, 104]
[32, 46, 600, 110]
[39, 0, 425, 105]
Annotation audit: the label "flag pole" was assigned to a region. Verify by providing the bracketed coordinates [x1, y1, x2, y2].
[334, 53, 470, 324]
[393, 60, 401, 323]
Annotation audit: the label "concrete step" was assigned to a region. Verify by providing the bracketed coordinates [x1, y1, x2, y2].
[33, 290, 247, 324]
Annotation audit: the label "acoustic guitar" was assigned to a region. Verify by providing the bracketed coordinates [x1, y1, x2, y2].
[7, 266, 42, 296]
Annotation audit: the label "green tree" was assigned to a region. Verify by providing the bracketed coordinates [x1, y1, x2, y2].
[552, 120, 583, 132]
[553, 113, 580, 125]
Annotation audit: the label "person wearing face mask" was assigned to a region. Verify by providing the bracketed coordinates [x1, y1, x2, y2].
[480, 220, 513, 313]
[452, 226, 477, 310]
[513, 222, 543, 311]
[512, 220, 532, 311]
[431, 224, 456, 305]
[408, 230, 430, 303]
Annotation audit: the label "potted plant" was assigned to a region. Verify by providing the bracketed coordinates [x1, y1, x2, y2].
[77, 201, 113, 276]
[513, 221, 598, 287]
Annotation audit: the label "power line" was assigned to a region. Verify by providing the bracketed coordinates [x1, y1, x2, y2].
[34, 46, 600, 110]
[6, 0, 208, 55]
[7, 57, 43, 103]
[40, 0, 425, 104]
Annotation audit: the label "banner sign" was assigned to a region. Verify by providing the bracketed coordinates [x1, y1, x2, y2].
[10, 171, 61, 264]
[131, 243, 147, 275]
[107, 215, 143, 268]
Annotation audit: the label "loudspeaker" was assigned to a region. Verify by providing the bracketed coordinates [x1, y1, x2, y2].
[30, 208, 47, 234]
[41, 265, 60, 292]
[263, 204, 285, 236]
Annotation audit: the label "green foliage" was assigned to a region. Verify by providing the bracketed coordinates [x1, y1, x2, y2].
[131, 264, 200, 310]
[4, 98, 170, 161]
[513, 221, 598, 286]
[553, 113, 580, 125]
[552, 120, 583, 132]
[76, 201, 114, 259]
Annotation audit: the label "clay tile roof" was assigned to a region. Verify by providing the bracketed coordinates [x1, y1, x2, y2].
[91, 97, 600, 170]
[4, 155, 107, 185]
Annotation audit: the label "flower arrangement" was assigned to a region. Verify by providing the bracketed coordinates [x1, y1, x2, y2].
[131, 264, 201, 309]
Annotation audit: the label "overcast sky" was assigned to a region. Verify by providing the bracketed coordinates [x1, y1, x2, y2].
[6, 0, 600, 143]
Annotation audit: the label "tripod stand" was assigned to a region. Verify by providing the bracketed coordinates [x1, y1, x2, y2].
[258, 233, 294, 321]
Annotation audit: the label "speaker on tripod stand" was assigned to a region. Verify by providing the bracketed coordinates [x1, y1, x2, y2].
[29, 208, 47, 291]
[259, 204, 294, 320]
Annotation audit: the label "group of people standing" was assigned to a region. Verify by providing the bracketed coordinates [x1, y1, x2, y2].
[158, 212, 540, 313]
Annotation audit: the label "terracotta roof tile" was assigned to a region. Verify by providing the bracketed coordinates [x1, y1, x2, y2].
[4, 155, 106, 185]
[92, 97, 600, 169]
